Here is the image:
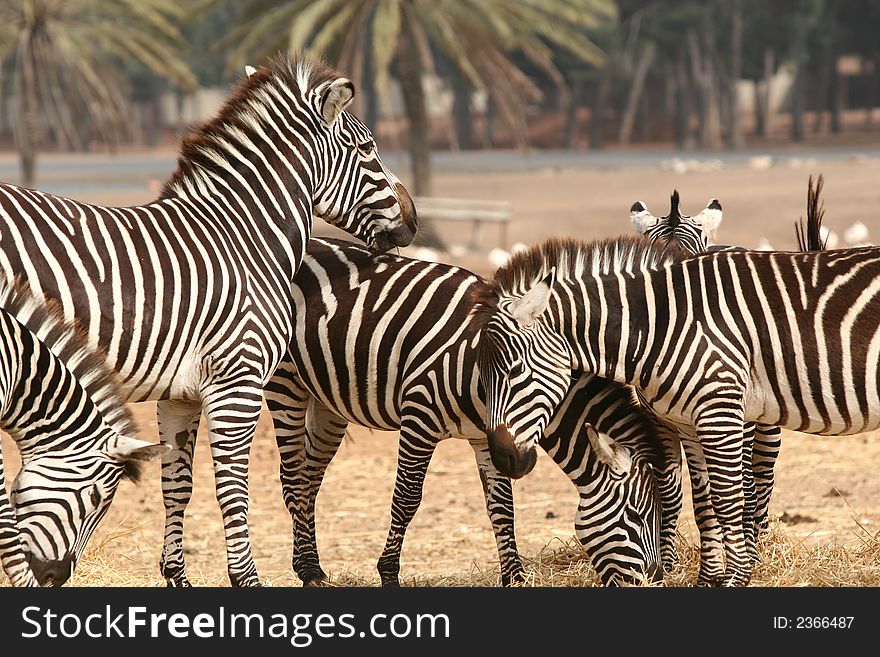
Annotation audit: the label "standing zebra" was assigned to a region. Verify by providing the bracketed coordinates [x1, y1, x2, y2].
[631, 183, 827, 572]
[479, 234, 880, 586]
[0, 54, 416, 586]
[0, 277, 167, 587]
[263, 237, 662, 587]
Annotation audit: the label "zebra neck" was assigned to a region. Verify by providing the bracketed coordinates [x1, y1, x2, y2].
[5, 376, 110, 465]
[163, 127, 316, 267]
[552, 272, 652, 386]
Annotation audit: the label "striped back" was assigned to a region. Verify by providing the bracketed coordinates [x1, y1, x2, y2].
[279, 238, 662, 584]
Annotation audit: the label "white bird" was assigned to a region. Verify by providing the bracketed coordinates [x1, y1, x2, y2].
[843, 221, 870, 246]
[756, 238, 774, 251]
[414, 247, 440, 262]
[511, 242, 529, 254]
[488, 248, 511, 269]
[819, 226, 839, 249]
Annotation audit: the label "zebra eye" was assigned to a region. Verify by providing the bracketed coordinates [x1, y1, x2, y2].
[357, 140, 375, 155]
[89, 485, 100, 508]
[510, 362, 525, 378]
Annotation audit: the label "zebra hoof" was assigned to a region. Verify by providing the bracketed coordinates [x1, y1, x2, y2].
[230, 572, 263, 587]
[301, 570, 329, 587]
[165, 577, 192, 588]
[380, 576, 401, 588]
[502, 567, 527, 587]
[696, 572, 725, 588]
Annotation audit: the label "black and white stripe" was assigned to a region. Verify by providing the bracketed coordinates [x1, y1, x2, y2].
[631, 185, 825, 570]
[263, 238, 662, 586]
[0, 277, 166, 587]
[0, 55, 416, 587]
[480, 234, 880, 586]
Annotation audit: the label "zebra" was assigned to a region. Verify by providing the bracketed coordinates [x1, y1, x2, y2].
[478, 233, 880, 586]
[0, 54, 417, 587]
[0, 277, 167, 587]
[261, 237, 663, 587]
[630, 183, 827, 571]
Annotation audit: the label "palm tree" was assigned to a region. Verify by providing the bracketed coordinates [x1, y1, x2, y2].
[224, 0, 615, 201]
[0, 0, 197, 186]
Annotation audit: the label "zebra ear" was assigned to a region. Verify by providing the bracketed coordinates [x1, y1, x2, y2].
[107, 436, 171, 462]
[320, 78, 355, 126]
[630, 201, 658, 234]
[509, 268, 555, 327]
[692, 199, 723, 240]
[585, 424, 633, 475]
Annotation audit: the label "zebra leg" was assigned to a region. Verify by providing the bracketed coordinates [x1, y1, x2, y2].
[752, 424, 781, 532]
[157, 398, 201, 588]
[296, 400, 349, 586]
[654, 424, 684, 571]
[741, 424, 759, 565]
[0, 459, 38, 587]
[376, 422, 436, 587]
[203, 382, 264, 587]
[698, 424, 751, 587]
[680, 438, 725, 587]
[265, 366, 319, 584]
[468, 438, 524, 586]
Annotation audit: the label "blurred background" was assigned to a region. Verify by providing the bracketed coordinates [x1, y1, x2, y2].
[2, 0, 880, 586]
[0, 0, 878, 267]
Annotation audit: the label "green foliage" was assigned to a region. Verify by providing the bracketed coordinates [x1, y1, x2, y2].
[0, 0, 196, 181]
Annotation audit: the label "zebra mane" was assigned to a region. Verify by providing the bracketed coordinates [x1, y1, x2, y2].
[0, 277, 140, 477]
[491, 235, 689, 299]
[161, 52, 343, 198]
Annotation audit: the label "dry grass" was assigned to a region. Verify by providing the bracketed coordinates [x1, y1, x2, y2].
[6, 516, 876, 588]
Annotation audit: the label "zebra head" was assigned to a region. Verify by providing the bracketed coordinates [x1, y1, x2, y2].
[630, 191, 722, 255]
[577, 424, 662, 586]
[162, 55, 417, 254]
[478, 270, 572, 479]
[11, 436, 169, 586]
[311, 97, 418, 253]
[284, 60, 416, 252]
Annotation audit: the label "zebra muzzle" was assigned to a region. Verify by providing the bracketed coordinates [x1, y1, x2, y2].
[487, 425, 537, 479]
[27, 552, 74, 587]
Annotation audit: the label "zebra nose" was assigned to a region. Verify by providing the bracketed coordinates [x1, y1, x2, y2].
[646, 562, 664, 584]
[393, 182, 418, 236]
[28, 553, 74, 587]
[487, 425, 537, 479]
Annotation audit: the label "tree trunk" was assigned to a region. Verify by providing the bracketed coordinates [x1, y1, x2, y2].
[563, 78, 583, 149]
[618, 41, 656, 145]
[395, 47, 431, 196]
[452, 71, 474, 150]
[589, 71, 610, 150]
[395, 28, 445, 248]
[755, 49, 774, 138]
[672, 51, 690, 150]
[726, 0, 743, 149]
[791, 60, 805, 141]
[812, 38, 833, 134]
[865, 54, 877, 129]
[15, 58, 38, 187]
[831, 59, 844, 133]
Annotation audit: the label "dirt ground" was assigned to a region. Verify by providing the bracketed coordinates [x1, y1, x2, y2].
[3, 153, 880, 586]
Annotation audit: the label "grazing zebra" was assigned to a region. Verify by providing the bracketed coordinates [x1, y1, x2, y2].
[631, 183, 827, 571]
[262, 237, 662, 587]
[0, 277, 167, 587]
[0, 54, 416, 587]
[479, 233, 880, 586]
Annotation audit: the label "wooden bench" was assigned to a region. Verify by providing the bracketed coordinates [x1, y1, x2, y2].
[414, 196, 511, 251]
